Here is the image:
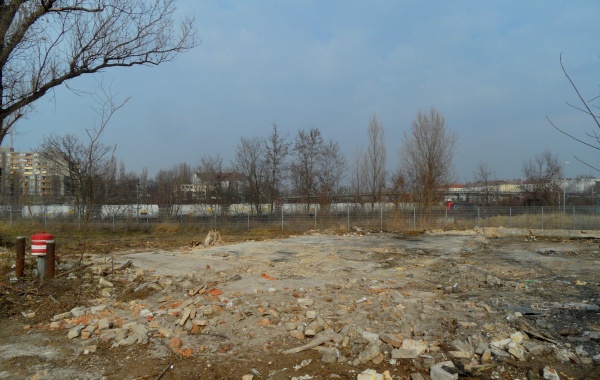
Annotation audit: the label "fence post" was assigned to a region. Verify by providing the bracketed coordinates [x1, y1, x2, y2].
[572, 206, 575, 230]
[314, 208, 317, 230]
[281, 205, 284, 231]
[413, 207, 416, 230]
[541, 207, 544, 230]
[46, 240, 56, 279]
[380, 204, 383, 231]
[347, 204, 350, 231]
[445, 207, 448, 228]
[247, 211, 250, 231]
[9, 204, 12, 226]
[477, 207, 480, 228]
[16, 236, 25, 278]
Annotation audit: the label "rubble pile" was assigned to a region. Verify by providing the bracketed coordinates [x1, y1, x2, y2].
[39, 245, 599, 379]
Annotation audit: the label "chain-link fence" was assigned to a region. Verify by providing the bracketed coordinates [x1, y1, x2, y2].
[3, 204, 600, 232]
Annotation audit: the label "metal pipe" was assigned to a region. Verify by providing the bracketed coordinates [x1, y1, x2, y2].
[46, 240, 55, 278]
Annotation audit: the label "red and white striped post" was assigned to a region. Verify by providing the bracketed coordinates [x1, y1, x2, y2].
[31, 232, 54, 278]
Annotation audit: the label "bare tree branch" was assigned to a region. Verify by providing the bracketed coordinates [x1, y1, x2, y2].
[0, 0, 197, 143]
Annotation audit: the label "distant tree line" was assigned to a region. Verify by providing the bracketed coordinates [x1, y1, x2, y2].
[1, 107, 469, 212]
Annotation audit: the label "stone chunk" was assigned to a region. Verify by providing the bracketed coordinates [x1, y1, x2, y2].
[70, 306, 86, 318]
[99, 278, 113, 288]
[49, 321, 61, 330]
[179, 308, 192, 326]
[379, 332, 403, 347]
[401, 339, 428, 356]
[67, 325, 85, 339]
[52, 311, 71, 321]
[118, 335, 138, 346]
[508, 345, 525, 360]
[357, 369, 383, 380]
[449, 350, 471, 359]
[362, 331, 379, 342]
[97, 318, 110, 330]
[510, 331, 525, 344]
[542, 366, 560, 380]
[450, 339, 473, 354]
[358, 342, 381, 364]
[474, 342, 488, 355]
[391, 348, 419, 359]
[430, 361, 458, 380]
[491, 338, 511, 349]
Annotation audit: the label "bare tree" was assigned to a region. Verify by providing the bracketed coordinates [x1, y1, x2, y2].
[39, 91, 126, 213]
[366, 114, 386, 208]
[235, 136, 266, 214]
[317, 140, 345, 207]
[0, 0, 196, 144]
[264, 124, 290, 212]
[473, 162, 496, 206]
[521, 151, 562, 206]
[154, 162, 193, 209]
[350, 146, 368, 204]
[399, 108, 457, 208]
[290, 128, 323, 210]
[198, 154, 240, 211]
[38, 90, 127, 260]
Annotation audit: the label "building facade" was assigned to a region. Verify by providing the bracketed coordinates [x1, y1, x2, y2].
[0, 147, 66, 203]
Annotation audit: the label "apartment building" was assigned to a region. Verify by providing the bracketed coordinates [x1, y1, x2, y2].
[0, 147, 66, 201]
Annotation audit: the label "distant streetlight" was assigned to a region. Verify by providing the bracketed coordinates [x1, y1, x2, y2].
[563, 161, 570, 213]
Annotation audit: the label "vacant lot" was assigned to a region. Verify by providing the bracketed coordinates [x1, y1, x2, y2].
[0, 228, 599, 379]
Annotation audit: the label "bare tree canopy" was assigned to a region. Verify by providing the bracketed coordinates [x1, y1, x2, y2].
[38, 88, 126, 208]
[521, 150, 562, 206]
[473, 162, 497, 206]
[0, 0, 197, 144]
[399, 107, 457, 208]
[264, 124, 289, 211]
[366, 114, 386, 207]
[350, 146, 367, 203]
[290, 128, 323, 205]
[317, 139, 345, 205]
[236, 136, 266, 214]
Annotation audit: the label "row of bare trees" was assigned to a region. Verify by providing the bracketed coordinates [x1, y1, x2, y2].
[6, 107, 461, 213]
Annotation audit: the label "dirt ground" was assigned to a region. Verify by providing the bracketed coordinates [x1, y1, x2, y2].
[0, 228, 599, 380]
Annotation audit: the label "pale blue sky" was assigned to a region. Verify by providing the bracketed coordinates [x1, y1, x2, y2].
[10, 0, 600, 182]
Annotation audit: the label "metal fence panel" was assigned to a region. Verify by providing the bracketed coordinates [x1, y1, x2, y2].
[4, 204, 600, 231]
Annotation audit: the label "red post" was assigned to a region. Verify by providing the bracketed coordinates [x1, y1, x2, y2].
[16, 236, 25, 277]
[46, 240, 55, 278]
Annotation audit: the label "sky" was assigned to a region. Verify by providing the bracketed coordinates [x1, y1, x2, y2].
[9, 0, 600, 183]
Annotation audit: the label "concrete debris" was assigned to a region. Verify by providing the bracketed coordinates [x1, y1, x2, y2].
[543, 366, 561, 380]
[356, 369, 391, 380]
[98, 277, 114, 288]
[430, 361, 458, 380]
[203, 229, 222, 247]
[24, 233, 599, 380]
